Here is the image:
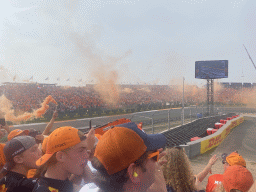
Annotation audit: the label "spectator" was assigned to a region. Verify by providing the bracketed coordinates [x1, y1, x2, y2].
[42, 110, 58, 136]
[160, 147, 205, 192]
[196, 154, 218, 183]
[206, 151, 246, 192]
[87, 122, 167, 192]
[0, 143, 5, 179]
[33, 126, 95, 192]
[214, 165, 254, 192]
[0, 136, 41, 192]
[7, 129, 29, 141]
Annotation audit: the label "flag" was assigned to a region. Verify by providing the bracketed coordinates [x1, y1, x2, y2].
[66, 78, 70, 81]
[57, 77, 60, 81]
[45, 77, 49, 80]
[13, 75, 16, 82]
[29, 76, 33, 80]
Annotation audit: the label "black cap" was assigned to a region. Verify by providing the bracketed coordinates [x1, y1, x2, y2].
[4, 136, 36, 162]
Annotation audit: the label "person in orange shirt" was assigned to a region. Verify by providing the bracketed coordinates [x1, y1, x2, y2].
[206, 151, 246, 192]
[216, 165, 254, 192]
[0, 143, 6, 179]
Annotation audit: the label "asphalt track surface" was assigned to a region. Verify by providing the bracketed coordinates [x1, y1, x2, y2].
[190, 116, 256, 188]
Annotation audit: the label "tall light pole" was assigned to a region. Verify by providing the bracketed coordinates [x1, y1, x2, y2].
[182, 77, 185, 125]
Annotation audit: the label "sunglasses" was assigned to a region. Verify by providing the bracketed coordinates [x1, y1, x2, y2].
[147, 151, 160, 162]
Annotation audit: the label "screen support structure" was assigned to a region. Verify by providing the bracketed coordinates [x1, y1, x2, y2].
[206, 79, 214, 116]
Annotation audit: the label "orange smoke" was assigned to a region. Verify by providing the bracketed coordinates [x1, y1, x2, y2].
[94, 71, 120, 107]
[0, 95, 57, 123]
[70, 32, 133, 108]
[34, 95, 58, 117]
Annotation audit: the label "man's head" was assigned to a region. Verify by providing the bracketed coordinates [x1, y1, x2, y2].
[8, 129, 29, 141]
[36, 126, 93, 176]
[92, 122, 166, 191]
[221, 151, 246, 171]
[3, 136, 41, 172]
[223, 165, 254, 192]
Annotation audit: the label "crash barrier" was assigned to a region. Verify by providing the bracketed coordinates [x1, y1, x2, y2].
[180, 116, 244, 158]
[161, 113, 235, 149]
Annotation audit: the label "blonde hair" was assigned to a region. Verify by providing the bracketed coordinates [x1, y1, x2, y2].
[160, 147, 196, 192]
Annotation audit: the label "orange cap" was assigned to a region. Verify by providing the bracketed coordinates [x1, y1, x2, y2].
[8, 129, 29, 141]
[36, 127, 85, 167]
[223, 165, 254, 192]
[94, 134, 101, 140]
[0, 143, 6, 167]
[94, 127, 147, 175]
[226, 152, 246, 167]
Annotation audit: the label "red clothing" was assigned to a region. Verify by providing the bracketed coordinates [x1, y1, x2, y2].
[206, 174, 223, 192]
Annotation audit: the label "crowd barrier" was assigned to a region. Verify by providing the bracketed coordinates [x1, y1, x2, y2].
[181, 116, 244, 158]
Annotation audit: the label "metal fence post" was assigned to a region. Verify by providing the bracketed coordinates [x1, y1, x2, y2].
[152, 112, 155, 134]
[202, 107, 204, 118]
[168, 109, 170, 130]
[190, 107, 192, 122]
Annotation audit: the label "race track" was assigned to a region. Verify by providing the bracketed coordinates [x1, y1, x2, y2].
[190, 116, 256, 187]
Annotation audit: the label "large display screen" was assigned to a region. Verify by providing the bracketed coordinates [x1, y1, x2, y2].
[195, 60, 228, 79]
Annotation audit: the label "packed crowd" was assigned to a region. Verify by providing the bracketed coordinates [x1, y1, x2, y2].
[0, 110, 254, 192]
[0, 83, 253, 115]
[0, 83, 230, 114]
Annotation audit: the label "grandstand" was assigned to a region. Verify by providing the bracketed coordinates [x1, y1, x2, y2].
[220, 82, 256, 89]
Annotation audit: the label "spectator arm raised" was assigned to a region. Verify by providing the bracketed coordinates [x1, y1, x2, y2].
[42, 111, 58, 135]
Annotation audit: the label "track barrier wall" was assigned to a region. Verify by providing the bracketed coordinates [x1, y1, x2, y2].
[185, 116, 244, 158]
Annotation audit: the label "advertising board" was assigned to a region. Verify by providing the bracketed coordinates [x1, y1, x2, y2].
[200, 117, 244, 154]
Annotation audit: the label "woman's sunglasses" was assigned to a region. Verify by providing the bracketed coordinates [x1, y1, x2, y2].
[147, 151, 160, 162]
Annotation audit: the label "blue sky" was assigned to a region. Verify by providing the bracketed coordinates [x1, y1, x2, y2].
[0, 0, 256, 86]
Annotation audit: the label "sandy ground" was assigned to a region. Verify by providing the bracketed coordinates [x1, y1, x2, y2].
[190, 116, 256, 188]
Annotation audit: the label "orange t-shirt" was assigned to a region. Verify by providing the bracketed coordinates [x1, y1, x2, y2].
[0, 144, 6, 167]
[206, 174, 223, 192]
